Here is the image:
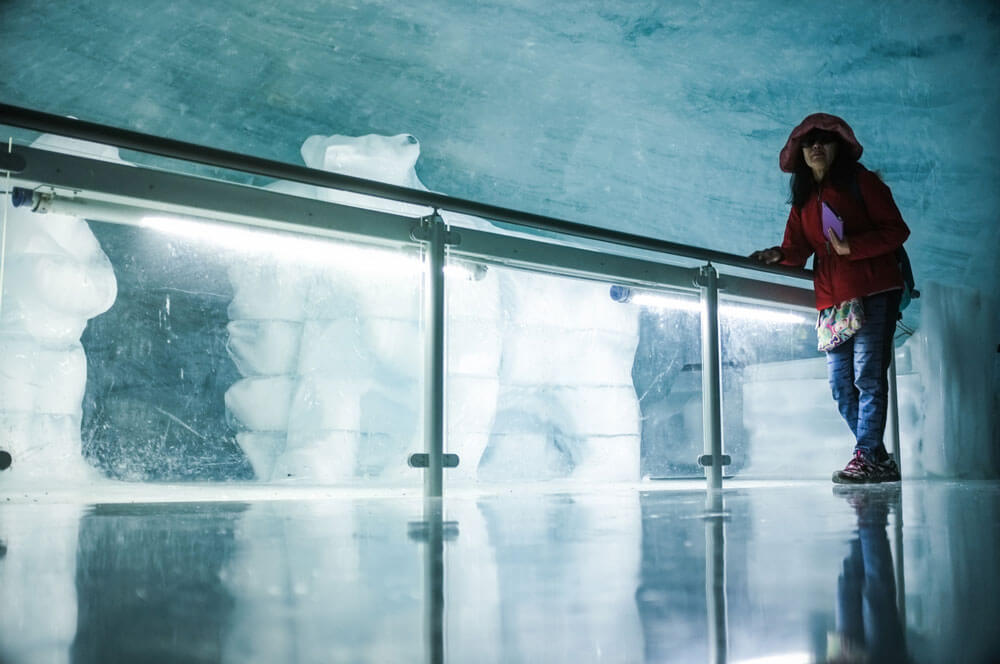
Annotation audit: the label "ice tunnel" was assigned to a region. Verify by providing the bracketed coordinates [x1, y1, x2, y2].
[0, 1, 998, 662]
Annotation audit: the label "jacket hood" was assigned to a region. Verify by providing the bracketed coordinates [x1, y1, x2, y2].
[779, 113, 864, 173]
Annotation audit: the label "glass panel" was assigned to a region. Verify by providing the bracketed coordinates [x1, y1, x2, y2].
[0, 186, 425, 486]
[718, 294, 817, 477]
[629, 289, 705, 479]
[627, 290, 815, 480]
[444, 261, 646, 484]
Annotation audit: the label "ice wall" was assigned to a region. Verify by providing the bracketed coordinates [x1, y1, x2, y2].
[0, 136, 118, 483]
[2, 0, 996, 314]
[0, 0, 996, 480]
[903, 281, 1000, 478]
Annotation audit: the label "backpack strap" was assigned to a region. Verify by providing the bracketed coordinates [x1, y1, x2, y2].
[848, 169, 918, 312]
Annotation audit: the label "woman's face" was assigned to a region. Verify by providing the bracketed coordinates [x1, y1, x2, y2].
[800, 130, 839, 178]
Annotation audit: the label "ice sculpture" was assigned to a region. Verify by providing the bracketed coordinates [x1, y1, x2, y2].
[485, 270, 640, 480]
[225, 133, 502, 482]
[225, 132, 640, 482]
[903, 282, 999, 478]
[0, 135, 119, 482]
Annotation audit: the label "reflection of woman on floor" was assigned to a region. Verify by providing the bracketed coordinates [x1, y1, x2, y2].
[828, 487, 907, 663]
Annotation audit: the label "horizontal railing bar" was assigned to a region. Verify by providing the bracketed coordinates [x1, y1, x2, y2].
[9, 144, 816, 311]
[0, 102, 812, 281]
[718, 275, 815, 310]
[7, 145, 421, 248]
[450, 224, 704, 293]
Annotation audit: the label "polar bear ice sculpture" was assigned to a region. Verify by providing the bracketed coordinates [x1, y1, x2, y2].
[486, 270, 641, 480]
[225, 133, 501, 482]
[0, 135, 119, 482]
[225, 133, 640, 482]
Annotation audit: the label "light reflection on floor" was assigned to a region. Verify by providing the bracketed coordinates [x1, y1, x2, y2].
[0, 480, 998, 663]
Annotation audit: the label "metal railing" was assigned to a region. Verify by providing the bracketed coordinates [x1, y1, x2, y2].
[0, 102, 844, 494]
[0, 103, 810, 278]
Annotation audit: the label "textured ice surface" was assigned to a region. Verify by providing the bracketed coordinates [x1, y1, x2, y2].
[1, 0, 996, 316]
[902, 282, 1000, 477]
[0, 0, 996, 480]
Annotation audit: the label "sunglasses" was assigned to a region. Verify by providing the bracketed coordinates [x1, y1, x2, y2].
[799, 130, 838, 147]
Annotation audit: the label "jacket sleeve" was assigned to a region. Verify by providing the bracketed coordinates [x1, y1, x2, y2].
[778, 205, 814, 267]
[847, 171, 910, 261]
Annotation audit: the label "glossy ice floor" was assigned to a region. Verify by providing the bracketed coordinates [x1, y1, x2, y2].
[1, 480, 998, 663]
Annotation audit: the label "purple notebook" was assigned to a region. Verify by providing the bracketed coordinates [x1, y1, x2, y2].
[821, 201, 844, 241]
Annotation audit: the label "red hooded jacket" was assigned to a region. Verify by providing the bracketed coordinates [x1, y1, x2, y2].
[775, 114, 910, 310]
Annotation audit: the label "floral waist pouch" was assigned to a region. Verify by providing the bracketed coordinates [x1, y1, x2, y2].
[816, 298, 865, 352]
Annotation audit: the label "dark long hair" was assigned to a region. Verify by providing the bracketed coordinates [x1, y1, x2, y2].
[789, 139, 860, 208]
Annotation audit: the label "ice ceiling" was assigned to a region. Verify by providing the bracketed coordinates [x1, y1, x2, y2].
[1, 0, 998, 316]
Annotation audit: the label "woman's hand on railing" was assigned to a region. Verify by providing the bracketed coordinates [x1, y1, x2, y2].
[748, 247, 784, 265]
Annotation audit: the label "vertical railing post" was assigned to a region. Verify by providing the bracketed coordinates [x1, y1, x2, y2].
[423, 212, 447, 499]
[408, 211, 452, 662]
[887, 350, 902, 470]
[409, 213, 462, 490]
[698, 264, 726, 490]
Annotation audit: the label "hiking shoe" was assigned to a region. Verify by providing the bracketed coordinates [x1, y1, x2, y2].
[832, 450, 901, 484]
[875, 455, 901, 482]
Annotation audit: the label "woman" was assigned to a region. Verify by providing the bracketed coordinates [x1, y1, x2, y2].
[750, 113, 909, 484]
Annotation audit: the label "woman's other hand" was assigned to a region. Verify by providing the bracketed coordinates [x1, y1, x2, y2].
[827, 228, 851, 255]
[748, 247, 784, 264]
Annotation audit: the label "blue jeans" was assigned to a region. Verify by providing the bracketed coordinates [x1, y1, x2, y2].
[825, 290, 901, 457]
